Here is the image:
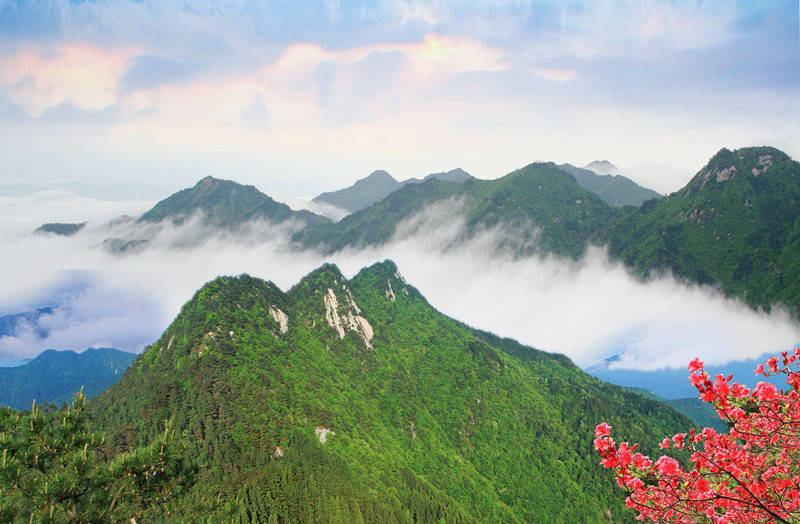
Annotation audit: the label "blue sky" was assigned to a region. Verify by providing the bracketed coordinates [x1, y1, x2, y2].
[0, 0, 797, 197]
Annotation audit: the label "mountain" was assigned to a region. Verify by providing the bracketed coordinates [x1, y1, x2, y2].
[102, 176, 331, 252]
[418, 167, 473, 184]
[304, 146, 800, 317]
[585, 160, 619, 175]
[312, 170, 402, 213]
[34, 222, 86, 236]
[89, 260, 692, 522]
[312, 168, 474, 214]
[140, 175, 330, 228]
[0, 347, 136, 410]
[299, 162, 617, 257]
[557, 164, 662, 207]
[601, 146, 800, 315]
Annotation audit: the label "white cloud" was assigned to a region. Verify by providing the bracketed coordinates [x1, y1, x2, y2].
[1, 194, 797, 369]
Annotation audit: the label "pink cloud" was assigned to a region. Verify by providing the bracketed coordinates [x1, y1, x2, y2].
[0, 44, 137, 115]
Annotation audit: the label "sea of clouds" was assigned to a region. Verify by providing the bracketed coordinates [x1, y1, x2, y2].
[1, 192, 798, 371]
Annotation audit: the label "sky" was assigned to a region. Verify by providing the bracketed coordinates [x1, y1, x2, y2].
[0, 0, 798, 198]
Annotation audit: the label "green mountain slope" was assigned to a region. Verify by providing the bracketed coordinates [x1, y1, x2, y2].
[89, 261, 692, 522]
[140, 176, 330, 228]
[623, 387, 726, 432]
[299, 162, 617, 257]
[557, 164, 662, 207]
[0, 348, 136, 410]
[601, 146, 800, 314]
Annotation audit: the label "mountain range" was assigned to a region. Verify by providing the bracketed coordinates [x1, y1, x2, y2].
[36, 145, 800, 317]
[0, 347, 136, 410]
[88, 260, 692, 522]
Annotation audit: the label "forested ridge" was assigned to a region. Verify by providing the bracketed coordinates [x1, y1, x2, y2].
[85, 260, 693, 522]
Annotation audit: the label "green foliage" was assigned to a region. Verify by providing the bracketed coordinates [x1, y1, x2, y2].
[89, 260, 695, 522]
[0, 391, 195, 523]
[623, 387, 727, 433]
[0, 348, 136, 410]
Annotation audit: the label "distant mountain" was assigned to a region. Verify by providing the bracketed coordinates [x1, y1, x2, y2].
[312, 170, 402, 213]
[585, 160, 619, 175]
[312, 168, 473, 214]
[602, 146, 800, 314]
[0, 347, 136, 410]
[103, 176, 332, 252]
[90, 260, 691, 522]
[299, 162, 616, 257]
[558, 164, 662, 207]
[418, 167, 473, 184]
[585, 352, 786, 399]
[140, 175, 330, 228]
[34, 222, 86, 236]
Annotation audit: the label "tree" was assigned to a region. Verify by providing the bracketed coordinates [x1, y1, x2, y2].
[595, 350, 800, 523]
[0, 391, 195, 523]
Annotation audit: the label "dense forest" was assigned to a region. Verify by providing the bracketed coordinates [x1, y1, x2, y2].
[78, 261, 694, 522]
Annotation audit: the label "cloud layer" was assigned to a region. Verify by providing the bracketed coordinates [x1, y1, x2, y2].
[1, 193, 798, 370]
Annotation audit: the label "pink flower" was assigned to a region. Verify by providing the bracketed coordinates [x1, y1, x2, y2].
[688, 358, 704, 373]
[768, 357, 779, 373]
[754, 381, 778, 401]
[655, 456, 680, 476]
[595, 422, 611, 437]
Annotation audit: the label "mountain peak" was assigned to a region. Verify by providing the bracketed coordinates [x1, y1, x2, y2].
[687, 146, 794, 194]
[423, 168, 473, 183]
[584, 160, 619, 175]
[365, 170, 394, 181]
[312, 171, 402, 213]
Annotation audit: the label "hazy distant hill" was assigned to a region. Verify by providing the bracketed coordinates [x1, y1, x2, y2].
[584, 160, 619, 175]
[90, 260, 691, 522]
[312, 170, 402, 213]
[585, 352, 786, 399]
[0, 347, 136, 410]
[313, 168, 473, 213]
[557, 163, 662, 207]
[34, 222, 86, 236]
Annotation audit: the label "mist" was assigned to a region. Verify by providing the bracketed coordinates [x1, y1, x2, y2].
[1, 193, 798, 370]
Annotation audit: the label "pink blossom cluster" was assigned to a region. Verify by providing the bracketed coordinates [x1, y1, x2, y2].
[595, 349, 800, 523]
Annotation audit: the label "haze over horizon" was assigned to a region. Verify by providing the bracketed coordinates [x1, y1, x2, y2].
[0, 0, 797, 199]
